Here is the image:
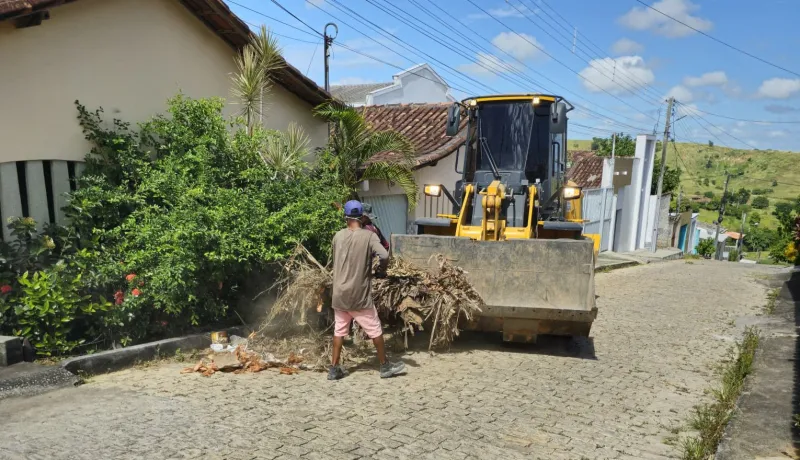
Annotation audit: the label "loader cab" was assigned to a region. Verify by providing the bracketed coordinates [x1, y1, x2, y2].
[451, 95, 571, 225]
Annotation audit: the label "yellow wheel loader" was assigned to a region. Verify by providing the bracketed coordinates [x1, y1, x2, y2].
[391, 94, 597, 343]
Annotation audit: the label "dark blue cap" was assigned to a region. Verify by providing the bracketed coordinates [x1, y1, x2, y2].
[343, 200, 363, 219]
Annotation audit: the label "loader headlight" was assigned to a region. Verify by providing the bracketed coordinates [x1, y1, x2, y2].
[562, 186, 582, 200]
[424, 184, 442, 197]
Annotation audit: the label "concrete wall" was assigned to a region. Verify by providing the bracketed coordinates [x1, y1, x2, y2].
[368, 65, 453, 105]
[0, 0, 327, 165]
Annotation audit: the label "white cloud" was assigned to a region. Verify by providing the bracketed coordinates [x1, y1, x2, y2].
[665, 85, 694, 103]
[756, 78, 800, 99]
[611, 38, 644, 55]
[491, 32, 543, 61]
[768, 130, 788, 138]
[458, 52, 513, 77]
[618, 0, 712, 38]
[578, 56, 655, 95]
[331, 77, 377, 85]
[467, 6, 532, 20]
[675, 102, 701, 117]
[684, 71, 728, 87]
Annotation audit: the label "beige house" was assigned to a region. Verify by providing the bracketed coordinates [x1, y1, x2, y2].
[358, 103, 467, 238]
[0, 0, 329, 238]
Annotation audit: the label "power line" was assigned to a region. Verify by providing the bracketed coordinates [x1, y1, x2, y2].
[465, 0, 659, 123]
[512, 0, 664, 106]
[310, 0, 497, 94]
[415, 0, 655, 131]
[679, 106, 800, 125]
[632, 0, 800, 78]
[267, 0, 323, 37]
[228, 0, 322, 38]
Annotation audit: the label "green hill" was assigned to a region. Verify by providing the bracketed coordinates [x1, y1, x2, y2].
[569, 139, 800, 231]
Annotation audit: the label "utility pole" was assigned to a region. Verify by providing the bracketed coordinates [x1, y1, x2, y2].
[713, 173, 732, 261]
[651, 97, 675, 253]
[323, 23, 338, 93]
[738, 212, 747, 254]
[676, 187, 682, 214]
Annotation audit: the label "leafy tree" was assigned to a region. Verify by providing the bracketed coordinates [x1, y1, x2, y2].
[744, 225, 775, 259]
[703, 191, 715, 199]
[651, 157, 681, 195]
[703, 177, 710, 186]
[708, 140, 714, 147]
[751, 196, 770, 209]
[734, 187, 751, 205]
[772, 179, 779, 187]
[314, 101, 417, 207]
[592, 133, 635, 157]
[749, 211, 762, 225]
[696, 238, 716, 258]
[705, 159, 713, 169]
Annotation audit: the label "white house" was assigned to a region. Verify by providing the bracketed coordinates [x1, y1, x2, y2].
[0, 0, 329, 239]
[331, 64, 455, 107]
[357, 103, 466, 238]
[569, 134, 675, 253]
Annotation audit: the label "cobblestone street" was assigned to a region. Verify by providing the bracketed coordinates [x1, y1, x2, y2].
[0, 261, 777, 459]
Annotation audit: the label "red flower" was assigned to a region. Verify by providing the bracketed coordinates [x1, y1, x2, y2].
[126, 273, 136, 282]
[160, 321, 168, 327]
[114, 290, 124, 305]
[1, 285, 12, 294]
[131, 288, 141, 297]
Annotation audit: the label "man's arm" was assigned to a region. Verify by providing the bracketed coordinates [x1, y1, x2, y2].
[369, 232, 389, 274]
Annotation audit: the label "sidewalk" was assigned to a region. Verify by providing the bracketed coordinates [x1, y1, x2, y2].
[716, 268, 800, 459]
[596, 247, 683, 271]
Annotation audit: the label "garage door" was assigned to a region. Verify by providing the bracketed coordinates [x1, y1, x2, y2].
[362, 195, 408, 238]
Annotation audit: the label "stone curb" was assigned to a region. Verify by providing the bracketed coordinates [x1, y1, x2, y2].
[60, 326, 249, 376]
[0, 363, 80, 401]
[595, 260, 640, 272]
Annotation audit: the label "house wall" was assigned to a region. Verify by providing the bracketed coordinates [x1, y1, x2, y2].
[360, 148, 463, 232]
[368, 66, 453, 105]
[0, 0, 327, 166]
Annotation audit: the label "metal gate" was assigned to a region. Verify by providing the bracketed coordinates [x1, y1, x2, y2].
[582, 188, 614, 251]
[362, 194, 409, 239]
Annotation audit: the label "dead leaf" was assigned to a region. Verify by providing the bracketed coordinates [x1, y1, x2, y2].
[279, 367, 299, 375]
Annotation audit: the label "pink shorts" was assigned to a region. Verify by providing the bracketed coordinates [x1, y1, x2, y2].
[334, 307, 383, 339]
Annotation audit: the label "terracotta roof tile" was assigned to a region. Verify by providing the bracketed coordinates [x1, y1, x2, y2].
[566, 150, 604, 189]
[359, 103, 467, 168]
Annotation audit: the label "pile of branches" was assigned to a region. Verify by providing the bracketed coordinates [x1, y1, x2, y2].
[180, 344, 303, 377]
[259, 246, 483, 351]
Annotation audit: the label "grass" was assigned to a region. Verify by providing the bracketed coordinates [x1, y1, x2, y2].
[570, 139, 799, 231]
[765, 288, 781, 315]
[679, 327, 760, 460]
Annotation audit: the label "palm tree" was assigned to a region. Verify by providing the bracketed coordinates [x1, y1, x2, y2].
[230, 26, 284, 134]
[260, 122, 310, 180]
[314, 102, 417, 208]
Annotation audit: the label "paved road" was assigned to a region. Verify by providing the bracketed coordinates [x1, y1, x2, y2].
[0, 261, 778, 460]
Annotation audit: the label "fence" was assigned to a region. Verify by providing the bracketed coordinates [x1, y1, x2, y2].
[582, 187, 614, 252]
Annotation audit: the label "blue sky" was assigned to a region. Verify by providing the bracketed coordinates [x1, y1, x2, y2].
[225, 0, 800, 151]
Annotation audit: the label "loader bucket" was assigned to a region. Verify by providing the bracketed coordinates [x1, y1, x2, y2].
[391, 235, 597, 343]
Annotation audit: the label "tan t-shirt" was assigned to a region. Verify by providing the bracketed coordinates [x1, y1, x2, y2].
[331, 227, 389, 311]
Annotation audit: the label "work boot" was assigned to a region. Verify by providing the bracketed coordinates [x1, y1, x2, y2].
[379, 360, 406, 379]
[327, 365, 348, 381]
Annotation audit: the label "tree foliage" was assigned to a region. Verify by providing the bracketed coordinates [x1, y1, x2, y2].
[651, 157, 682, 196]
[314, 101, 417, 208]
[696, 238, 716, 258]
[592, 133, 635, 157]
[751, 196, 770, 209]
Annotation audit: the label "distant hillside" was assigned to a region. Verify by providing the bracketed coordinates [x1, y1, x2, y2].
[569, 139, 800, 231]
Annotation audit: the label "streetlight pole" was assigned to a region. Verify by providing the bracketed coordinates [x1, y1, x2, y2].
[651, 97, 675, 253]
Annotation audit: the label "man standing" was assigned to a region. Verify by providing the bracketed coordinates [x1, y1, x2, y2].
[328, 200, 406, 380]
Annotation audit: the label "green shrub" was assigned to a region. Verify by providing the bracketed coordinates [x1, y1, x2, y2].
[697, 238, 716, 258]
[728, 248, 740, 262]
[752, 196, 769, 209]
[703, 191, 715, 199]
[64, 95, 347, 346]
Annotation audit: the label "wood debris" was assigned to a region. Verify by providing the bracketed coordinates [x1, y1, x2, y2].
[180, 345, 303, 377]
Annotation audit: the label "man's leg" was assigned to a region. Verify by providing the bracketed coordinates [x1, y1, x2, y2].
[332, 335, 344, 366]
[372, 335, 387, 365]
